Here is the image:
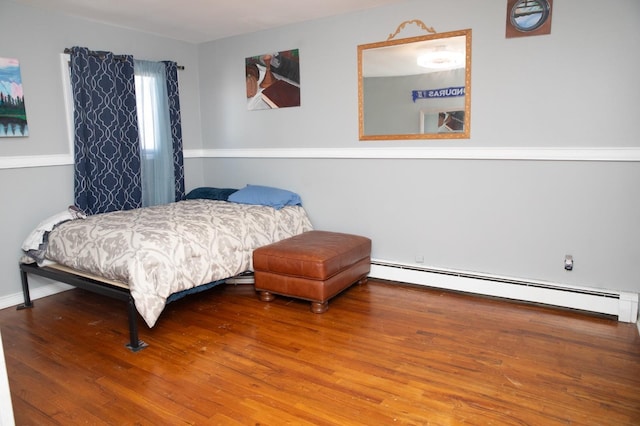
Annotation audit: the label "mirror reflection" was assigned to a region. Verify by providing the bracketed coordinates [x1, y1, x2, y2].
[358, 28, 471, 140]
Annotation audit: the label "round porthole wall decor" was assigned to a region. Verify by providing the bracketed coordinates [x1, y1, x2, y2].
[506, 0, 552, 38]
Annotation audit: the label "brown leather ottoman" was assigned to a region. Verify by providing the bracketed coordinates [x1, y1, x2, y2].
[253, 230, 371, 313]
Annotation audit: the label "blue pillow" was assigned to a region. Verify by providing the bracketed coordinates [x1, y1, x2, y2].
[228, 185, 302, 209]
[185, 187, 238, 201]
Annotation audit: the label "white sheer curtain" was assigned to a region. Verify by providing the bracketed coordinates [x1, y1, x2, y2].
[134, 60, 175, 207]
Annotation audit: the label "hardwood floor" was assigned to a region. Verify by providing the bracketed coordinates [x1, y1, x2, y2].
[0, 279, 639, 425]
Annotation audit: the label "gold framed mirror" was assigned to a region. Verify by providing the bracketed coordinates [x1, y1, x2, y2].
[358, 25, 471, 140]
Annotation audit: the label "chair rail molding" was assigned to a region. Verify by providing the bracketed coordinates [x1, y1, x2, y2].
[198, 147, 640, 161]
[3, 147, 640, 169]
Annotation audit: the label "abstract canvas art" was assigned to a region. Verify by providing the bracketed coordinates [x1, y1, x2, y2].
[245, 49, 300, 110]
[0, 57, 28, 137]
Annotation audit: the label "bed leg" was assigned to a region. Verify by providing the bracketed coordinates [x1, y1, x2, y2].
[16, 264, 34, 310]
[125, 296, 148, 352]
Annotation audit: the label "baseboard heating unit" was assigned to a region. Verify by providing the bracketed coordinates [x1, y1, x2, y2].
[369, 259, 639, 323]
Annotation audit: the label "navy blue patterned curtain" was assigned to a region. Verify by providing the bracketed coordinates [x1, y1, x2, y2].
[162, 61, 185, 201]
[69, 47, 142, 215]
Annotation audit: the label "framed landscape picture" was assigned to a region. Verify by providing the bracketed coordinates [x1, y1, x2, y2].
[0, 57, 28, 137]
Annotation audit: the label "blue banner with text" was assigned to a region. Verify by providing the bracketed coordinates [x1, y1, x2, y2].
[412, 86, 465, 102]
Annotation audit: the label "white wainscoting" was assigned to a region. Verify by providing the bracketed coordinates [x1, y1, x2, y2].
[3, 147, 639, 323]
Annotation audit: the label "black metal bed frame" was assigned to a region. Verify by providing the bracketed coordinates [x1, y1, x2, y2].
[18, 262, 148, 352]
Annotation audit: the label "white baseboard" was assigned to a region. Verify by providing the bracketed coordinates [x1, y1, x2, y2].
[0, 282, 73, 311]
[6, 262, 638, 326]
[369, 260, 639, 323]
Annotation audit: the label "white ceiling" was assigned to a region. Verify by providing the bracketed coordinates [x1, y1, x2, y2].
[13, 0, 409, 43]
[362, 34, 466, 77]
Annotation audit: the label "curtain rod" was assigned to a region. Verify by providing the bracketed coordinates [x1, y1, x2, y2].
[63, 48, 185, 70]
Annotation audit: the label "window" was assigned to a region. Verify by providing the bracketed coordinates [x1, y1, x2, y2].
[134, 60, 175, 207]
[135, 73, 160, 154]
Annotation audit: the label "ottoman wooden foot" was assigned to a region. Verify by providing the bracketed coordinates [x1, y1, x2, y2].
[311, 301, 329, 314]
[259, 291, 275, 302]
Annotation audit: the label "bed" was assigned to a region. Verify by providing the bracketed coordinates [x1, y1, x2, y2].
[18, 186, 313, 351]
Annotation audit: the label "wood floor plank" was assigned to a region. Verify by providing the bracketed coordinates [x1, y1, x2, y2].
[1, 279, 639, 425]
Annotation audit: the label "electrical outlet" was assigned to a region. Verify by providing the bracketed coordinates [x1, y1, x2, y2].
[564, 255, 573, 271]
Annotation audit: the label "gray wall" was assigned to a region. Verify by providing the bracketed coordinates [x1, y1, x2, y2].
[197, 0, 640, 293]
[0, 0, 639, 304]
[198, 0, 640, 149]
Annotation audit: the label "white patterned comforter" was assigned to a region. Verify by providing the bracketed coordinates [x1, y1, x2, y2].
[45, 200, 313, 327]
